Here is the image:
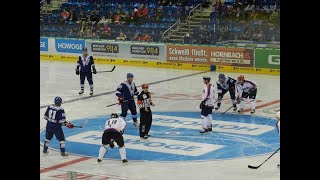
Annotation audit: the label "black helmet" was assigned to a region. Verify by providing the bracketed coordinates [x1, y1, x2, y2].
[110, 113, 118, 118]
[203, 76, 211, 82]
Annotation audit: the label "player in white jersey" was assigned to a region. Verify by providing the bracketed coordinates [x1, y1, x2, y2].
[276, 111, 280, 135]
[97, 113, 128, 165]
[235, 75, 258, 114]
[276, 111, 280, 168]
[199, 76, 215, 134]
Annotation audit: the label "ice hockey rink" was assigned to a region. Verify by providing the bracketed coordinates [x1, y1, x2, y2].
[40, 60, 280, 180]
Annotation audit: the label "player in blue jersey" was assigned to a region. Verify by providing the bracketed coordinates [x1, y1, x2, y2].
[76, 47, 97, 96]
[215, 73, 238, 111]
[42, 97, 74, 156]
[115, 73, 139, 127]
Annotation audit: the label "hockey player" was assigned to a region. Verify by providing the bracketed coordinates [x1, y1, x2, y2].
[215, 73, 237, 111]
[199, 76, 215, 133]
[276, 111, 280, 135]
[75, 47, 97, 96]
[235, 75, 258, 114]
[137, 83, 155, 139]
[97, 113, 128, 165]
[115, 73, 139, 127]
[42, 97, 74, 156]
[276, 111, 280, 168]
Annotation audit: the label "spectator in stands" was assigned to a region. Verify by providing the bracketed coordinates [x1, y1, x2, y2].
[60, 9, 70, 23]
[90, 11, 100, 25]
[116, 32, 127, 40]
[141, 33, 152, 42]
[155, 8, 163, 20]
[84, 28, 92, 38]
[177, 0, 187, 6]
[202, 0, 210, 8]
[68, 9, 78, 23]
[79, 21, 88, 38]
[137, 4, 148, 19]
[107, 11, 115, 22]
[77, 11, 87, 23]
[114, 10, 123, 24]
[131, 9, 139, 24]
[148, 8, 156, 19]
[122, 12, 131, 24]
[98, 16, 107, 24]
[131, 33, 141, 41]
[100, 23, 111, 39]
[183, 33, 192, 44]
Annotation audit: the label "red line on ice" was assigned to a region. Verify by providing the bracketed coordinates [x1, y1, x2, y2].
[40, 157, 90, 174]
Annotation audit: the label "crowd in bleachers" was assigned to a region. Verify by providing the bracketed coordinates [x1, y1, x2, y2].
[40, 0, 280, 44]
[189, 0, 280, 44]
[40, 0, 202, 42]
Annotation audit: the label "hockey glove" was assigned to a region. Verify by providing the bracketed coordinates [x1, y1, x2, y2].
[75, 69, 80, 75]
[118, 97, 124, 105]
[64, 121, 74, 128]
[199, 100, 205, 109]
[92, 68, 97, 74]
[236, 97, 241, 104]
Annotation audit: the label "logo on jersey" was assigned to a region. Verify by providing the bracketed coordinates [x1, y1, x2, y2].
[55, 39, 85, 53]
[40, 38, 48, 51]
[40, 112, 279, 161]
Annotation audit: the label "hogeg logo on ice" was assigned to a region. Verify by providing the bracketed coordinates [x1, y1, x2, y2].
[55, 39, 85, 53]
[40, 112, 279, 161]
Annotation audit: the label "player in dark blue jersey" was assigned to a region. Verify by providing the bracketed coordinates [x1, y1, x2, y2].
[215, 73, 238, 111]
[115, 73, 139, 127]
[42, 97, 74, 156]
[76, 47, 97, 96]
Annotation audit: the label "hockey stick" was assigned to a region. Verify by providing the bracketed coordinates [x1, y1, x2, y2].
[218, 105, 234, 116]
[106, 98, 137, 107]
[248, 148, 280, 169]
[96, 66, 116, 73]
[73, 119, 89, 128]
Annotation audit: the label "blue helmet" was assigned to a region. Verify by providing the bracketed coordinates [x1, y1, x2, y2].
[54, 96, 62, 106]
[218, 73, 225, 79]
[127, 73, 134, 78]
[82, 47, 88, 51]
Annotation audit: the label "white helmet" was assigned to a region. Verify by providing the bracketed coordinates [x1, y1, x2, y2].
[276, 111, 280, 120]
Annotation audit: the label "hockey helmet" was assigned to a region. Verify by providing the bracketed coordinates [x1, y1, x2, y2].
[142, 83, 149, 89]
[110, 113, 118, 118]
[218, 73, 225, 79]
[203, 76, 211, 82]
[54, 96, 62, 106]
[238, 75, 244, 81]
[127, 73, 134, 78]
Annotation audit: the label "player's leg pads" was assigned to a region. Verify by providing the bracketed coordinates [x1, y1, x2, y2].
[120, 103, 129, 118]
[59, 141, 65, 152]
[44, 139, 50, 147]
[87, 75, 93, 86]
[119, 147, 127, 160]
[43, 139, 50, 153]
[98, 145, 109, 160]
[80, 73, 85, 88]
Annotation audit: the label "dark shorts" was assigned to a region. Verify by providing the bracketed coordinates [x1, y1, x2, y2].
[102, 129, 124, 147]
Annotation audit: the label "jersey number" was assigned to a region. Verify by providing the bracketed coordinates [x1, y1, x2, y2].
[108, 120, 117, 126]
[48, 110, 57, 119]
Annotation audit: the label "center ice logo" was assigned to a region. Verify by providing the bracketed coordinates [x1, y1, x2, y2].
[40, 112, 279, 161]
